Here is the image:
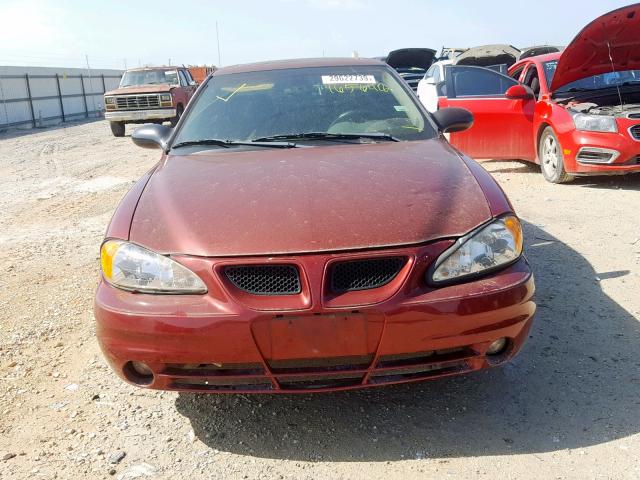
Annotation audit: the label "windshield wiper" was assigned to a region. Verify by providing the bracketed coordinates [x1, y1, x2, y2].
[251, 132, 400, 143]
[171, 139, 296, 150]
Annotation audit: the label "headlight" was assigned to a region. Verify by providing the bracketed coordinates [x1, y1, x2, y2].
[105, 97, 115, 104]
[160, 93, 172, 102]
[572, 113, 617, 133]
[100, 240, 207, 294]
[430, 216, 523, 284]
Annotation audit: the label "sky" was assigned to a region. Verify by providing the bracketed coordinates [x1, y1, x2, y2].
[0, 0, 634, 70]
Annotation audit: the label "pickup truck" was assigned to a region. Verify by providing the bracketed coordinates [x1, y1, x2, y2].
[104, 66, 196, 137]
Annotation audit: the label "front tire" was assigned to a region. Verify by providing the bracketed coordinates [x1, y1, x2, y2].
[109, 121, 125, 137]
[538, 127, 574, 183]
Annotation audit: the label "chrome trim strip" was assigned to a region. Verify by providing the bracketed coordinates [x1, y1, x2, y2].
[576, 146, 620, 164]
[627, 124, 640, 141]
[105, 108, 176, 122]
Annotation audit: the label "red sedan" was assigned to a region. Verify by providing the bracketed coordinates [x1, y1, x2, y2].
[95, 57, 535, 393]
[437, 4, 640, 183]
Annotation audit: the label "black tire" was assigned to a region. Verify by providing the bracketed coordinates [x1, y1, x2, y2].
[170, 104, 184, 127]
[538, 126, 574, 183]
[110, 121, 125, 137]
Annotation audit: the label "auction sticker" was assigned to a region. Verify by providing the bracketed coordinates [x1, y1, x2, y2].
[322, 74, 376, 85]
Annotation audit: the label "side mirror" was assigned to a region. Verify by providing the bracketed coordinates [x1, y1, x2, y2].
[505, 84, 534, 100]
[131, 124, 172, 150]
[431, 107, 474, 133]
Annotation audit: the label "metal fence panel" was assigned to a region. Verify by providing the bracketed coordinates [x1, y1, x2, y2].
[32, 97, 60, 122]
[62, 96, 87, 119]
[1, 77, 28, 99]
[1, 100, 29, 125]
[29, 76, 58, 97]
[0, 66, 123, 129]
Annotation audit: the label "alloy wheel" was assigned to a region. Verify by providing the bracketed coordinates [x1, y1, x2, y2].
[542, 135, 559, 177]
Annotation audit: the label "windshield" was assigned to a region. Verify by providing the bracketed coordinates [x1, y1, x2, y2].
[544, 60, 640, 93]
[120, 70, 179, 87]
[173, 65, 436, 145]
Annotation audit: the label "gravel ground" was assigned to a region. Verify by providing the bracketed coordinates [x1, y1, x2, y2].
[0, 120, 639, 480]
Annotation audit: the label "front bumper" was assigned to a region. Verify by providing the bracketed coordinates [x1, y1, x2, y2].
[560, 124, 640, 175]
[105, 108, 176, 122]
[94, 244, 536, 394]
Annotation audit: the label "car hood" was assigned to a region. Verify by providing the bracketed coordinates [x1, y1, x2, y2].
[550, 3, 640, 91]
[386, 48, 436, 70]
[518, 45, 562, 61]
[104, 84, 173, 96]
[454, 44, 520, 68]
[129, 140, 493, 257]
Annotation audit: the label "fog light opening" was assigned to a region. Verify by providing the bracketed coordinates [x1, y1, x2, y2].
[123, 361, 154, 386]
[486, 337, 508, 356]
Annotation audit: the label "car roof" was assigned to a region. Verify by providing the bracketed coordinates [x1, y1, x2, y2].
[432, 59, 453, 67]
[125, 66, 185, 72]
[529, 52, 561, 63]
[510, 51, 561, 72]
[213, 57, 385, 76]
[515, 52, 561, 66]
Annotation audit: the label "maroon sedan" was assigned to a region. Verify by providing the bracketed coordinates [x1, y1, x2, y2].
[95, 58, 535, 393]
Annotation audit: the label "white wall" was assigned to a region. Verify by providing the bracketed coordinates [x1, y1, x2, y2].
[0, 65, 123, 129]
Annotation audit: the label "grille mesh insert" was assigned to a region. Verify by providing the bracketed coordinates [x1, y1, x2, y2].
[224, 265, 301, 295]
[630, 124, 640, 140]
[115, 95, 160, 110]
[331, 257, 406, 292]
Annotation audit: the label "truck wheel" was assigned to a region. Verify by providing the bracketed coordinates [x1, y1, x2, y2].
[170, 105, 184, 127]
[110, 121, 125, 137]
[538, 127, 574, 183]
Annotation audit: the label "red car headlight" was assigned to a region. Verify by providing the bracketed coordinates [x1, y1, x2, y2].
[100, 240, 207, 294]
[429, 216, 523, 285]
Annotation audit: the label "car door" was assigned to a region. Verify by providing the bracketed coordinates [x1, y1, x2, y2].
[182, 69, 197, 101]
[417, 65, 440, 112]
[439, 65, 536, 160]
[177, 70, 191, 105]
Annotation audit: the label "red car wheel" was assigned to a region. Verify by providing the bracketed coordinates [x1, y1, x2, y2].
[539, 127, 574, 184]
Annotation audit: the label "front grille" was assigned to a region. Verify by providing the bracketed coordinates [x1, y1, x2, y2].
[224, 264, 301, 295]
[368, 362, 468, 384]
[170, 377, 273, 391]
[164, 363, 264, 376]
[376, 347, 474, 368]
[630, 124, 640, 140]
[156, 343, 477, 392]
[331, 257, 406, 292]
[277, 372, 364, 390]
[268, 354, 374, 373]
[114, 94, 160, 110]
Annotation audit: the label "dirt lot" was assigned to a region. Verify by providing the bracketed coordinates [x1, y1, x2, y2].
[0, 120, 639, 480]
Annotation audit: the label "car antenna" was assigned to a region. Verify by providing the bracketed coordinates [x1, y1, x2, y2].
[607, 40, 624, 111]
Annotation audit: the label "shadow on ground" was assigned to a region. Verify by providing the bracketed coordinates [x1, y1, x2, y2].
[480, 159, 540, 175]
[480, 159, 640, 191]
[175, 221, 640, 461]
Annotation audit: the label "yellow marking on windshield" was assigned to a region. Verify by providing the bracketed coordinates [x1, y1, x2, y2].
[216, 83, 248, 102]
[220, 83, 274, 93]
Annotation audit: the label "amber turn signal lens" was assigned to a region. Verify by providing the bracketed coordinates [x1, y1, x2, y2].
[100, 240, 121, 280]
[503, 216, 523, 255]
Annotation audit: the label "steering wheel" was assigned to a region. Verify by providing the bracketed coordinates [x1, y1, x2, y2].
[328, 109, 369, 129]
